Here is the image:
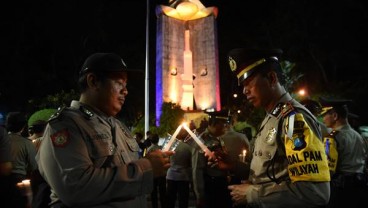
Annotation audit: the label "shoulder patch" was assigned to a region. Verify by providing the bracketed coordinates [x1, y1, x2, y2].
[51, 128, 70, 147]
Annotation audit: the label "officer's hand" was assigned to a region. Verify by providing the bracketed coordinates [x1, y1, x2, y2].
[228, 182, 250, 205]
[206, 150, 233, 170]
[146, 150, 174, 177]
[204, 150, 216, 161]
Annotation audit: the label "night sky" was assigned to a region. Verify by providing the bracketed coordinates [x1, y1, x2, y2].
[1, 0, 368, 125]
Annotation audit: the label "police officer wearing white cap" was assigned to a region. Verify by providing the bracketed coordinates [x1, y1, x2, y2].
[226, 48, 331, 208]
[36, 53, 174, 207]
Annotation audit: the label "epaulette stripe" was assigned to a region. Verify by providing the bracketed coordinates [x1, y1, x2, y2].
[79, 106, 94, 118]
[271, 103, 284, 117]
[280, 102, 295, 119]
[48, 106, 65, 122]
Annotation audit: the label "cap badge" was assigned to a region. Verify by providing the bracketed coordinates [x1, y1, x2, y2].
[229, 56, 237, 71]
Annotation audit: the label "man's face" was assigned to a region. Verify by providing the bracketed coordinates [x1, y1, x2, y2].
[241, 72, 272, 108]
[208, 120, 227, 137]
[322, 110, 336, 128]
[96, 72, 128, 116]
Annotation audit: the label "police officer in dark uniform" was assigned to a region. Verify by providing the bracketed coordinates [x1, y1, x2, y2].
[226, 48, 331, 208]
[319, 97, 368, 208]
[36, 53, 173, 207]
[191, 109, 233, 208]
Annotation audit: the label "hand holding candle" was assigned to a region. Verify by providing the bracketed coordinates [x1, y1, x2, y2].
[182, 123, 214, 159]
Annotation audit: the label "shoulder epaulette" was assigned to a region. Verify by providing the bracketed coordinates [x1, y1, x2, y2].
[271, 102, 295, 119]
[328, 130, 339, 137]
[48, 106, 66, 122]
[281, 102, 295, 118]
[79, 106, 94, 118]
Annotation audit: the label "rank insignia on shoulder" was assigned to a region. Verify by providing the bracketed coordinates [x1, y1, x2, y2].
[328, 130, 339, 137]
[271, 102, 295, 119]
[80, 106, 94, 118]
[280, 102, 294, 118]
[49, 106, 65, 121]
[271, 103, 284, 117]
[51, 129, 70, 147]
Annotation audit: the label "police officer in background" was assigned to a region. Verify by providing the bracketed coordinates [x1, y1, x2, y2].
[220, 112, 251, 185]
[28, 108, 57, 208]
[36, 53, 173, 207]
[226, 48, 331, 208]
[319, 97, 368, 208]
[300, 99, 331, 137]
[191, 110, 233, 208]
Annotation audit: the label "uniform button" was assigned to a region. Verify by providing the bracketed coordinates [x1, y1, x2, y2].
[258, 150, 262, 156]
[255, 151, 258, 156]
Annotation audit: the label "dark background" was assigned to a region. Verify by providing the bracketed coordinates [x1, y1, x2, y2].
[1, 0, 368, 126]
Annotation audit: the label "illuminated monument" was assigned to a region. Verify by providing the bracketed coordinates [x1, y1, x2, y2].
[155, 0, 220, 125]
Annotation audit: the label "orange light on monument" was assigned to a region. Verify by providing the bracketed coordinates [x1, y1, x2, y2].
[161, 0, 217, 21]
[177, 2, 198, 20]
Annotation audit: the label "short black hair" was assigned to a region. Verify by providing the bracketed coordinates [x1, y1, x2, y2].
[150, 133, 159, 144]
[6, 112, 27, 133]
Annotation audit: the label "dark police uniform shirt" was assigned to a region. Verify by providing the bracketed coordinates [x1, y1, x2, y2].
[191, 129, 230, 205]
[9, 133, 38, 176]
[246, 93, 331, 208]
[324, 124, 366, 175]
[36, 101, 153, 208]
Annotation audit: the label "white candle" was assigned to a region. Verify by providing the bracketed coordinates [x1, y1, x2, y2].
[242, 149, 246, 162]
[162, 124, 183, 151]
[182, 124, 213, 157]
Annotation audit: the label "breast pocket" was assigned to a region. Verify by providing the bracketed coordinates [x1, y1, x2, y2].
[89, 134, 115, 158]
[125, 138, 140, 152]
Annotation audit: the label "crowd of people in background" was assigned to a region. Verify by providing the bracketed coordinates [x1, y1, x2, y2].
[0, 49, 368, 208]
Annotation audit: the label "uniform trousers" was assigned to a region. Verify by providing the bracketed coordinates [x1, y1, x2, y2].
[166, 179, 190, 208]
[203, 174, 232, 208]
[327, 173, 368, 208]
[151, 175, 167, 208]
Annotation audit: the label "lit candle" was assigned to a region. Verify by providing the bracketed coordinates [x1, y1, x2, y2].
[238, 150, 247, 163]
[162, 124, 183, 151]
[182, 123, 213, 157]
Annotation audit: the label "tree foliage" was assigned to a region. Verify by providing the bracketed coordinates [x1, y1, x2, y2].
[157, 102, 185, 136]
[27, 90, 79, 114]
